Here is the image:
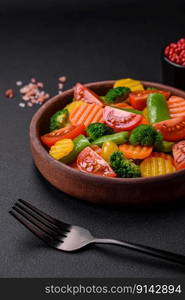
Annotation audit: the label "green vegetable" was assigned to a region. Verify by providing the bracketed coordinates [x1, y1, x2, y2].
[102, 87, 131, 104]
[110, 151, 141, 178]
[147, 93, 170, 124]
[146, 87, 157, 90]
[50, 109, 69, 131]
[92, 132, 129, 147]
[129, 124, 163, 146]
[60, 135, 90, 164]
[86, 123, 113, 141]
[155, 140, 174, 153]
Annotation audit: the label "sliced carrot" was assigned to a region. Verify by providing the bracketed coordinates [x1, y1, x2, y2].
[150, 152, 174, 164]
[119, 144, 153, 159]
[69, 102, 103, 127]
[168, 96, 185, 118]
[113, 102, 133, 109]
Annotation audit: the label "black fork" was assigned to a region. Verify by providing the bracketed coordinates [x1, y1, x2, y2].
[9, 199, 185, 265]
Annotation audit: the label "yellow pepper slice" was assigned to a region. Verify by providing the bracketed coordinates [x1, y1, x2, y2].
[114, 78, 144, 91]
[49, 139, 74, 160]
[140, 157, 175, 177]
[101, 141, 118, 161]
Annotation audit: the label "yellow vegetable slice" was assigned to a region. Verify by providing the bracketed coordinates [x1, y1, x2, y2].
[49, 139, 74, 160]
[150, 152, 174, 165]
[140, 157, 175, 177]
[113, 78, 144, 91]
[65, 101, 83, 114]
[102, 141, 118, 161]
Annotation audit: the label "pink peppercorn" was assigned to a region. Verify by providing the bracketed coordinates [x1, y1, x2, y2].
[164, 38, 185, 66]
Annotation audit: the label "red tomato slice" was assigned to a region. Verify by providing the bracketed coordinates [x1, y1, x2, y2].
[129, 90, 171, 110]
[77, 147, 116, 177]
[74, 83, 103, 106]
[153, 117, 185, 141]
[41, 124, 85, 147]
[173, 141, 185, 170]
[103, 106, 142, 131]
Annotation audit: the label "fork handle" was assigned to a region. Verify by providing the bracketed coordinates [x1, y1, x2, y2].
[93, 238, 185, 266]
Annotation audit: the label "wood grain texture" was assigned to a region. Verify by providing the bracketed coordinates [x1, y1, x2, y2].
[30, 80, 185, 205]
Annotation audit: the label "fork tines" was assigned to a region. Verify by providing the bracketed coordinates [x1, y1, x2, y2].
[9, 199, 70, 247]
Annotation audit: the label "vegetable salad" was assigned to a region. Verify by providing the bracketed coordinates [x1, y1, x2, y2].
[41, 79, 185, 178]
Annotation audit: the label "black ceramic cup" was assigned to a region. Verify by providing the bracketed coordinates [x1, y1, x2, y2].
[162, 49, 185, 91]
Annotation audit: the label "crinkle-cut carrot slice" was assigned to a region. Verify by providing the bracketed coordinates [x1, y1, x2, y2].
[168, 96, 185, 118]
[140, 157, 176, 177]
[119, 144, 153, 159]
[150, 152, 174, 164]
[69, 102, 103, 127]
[65, 100, 83, 113]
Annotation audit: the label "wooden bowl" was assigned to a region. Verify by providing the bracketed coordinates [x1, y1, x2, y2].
[30, 80, 185, 205]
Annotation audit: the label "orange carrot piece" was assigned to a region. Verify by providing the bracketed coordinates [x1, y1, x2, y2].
[113, 102, 133, 109]
[139, 116, 148, 125]
[150, 152, 174, 164]
[168, 96, 185, 118]
[119, 144, 153, 159]
[69, 102, 103, 127]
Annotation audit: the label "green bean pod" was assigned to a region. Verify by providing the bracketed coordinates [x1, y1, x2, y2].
[92, 132, 129, 147]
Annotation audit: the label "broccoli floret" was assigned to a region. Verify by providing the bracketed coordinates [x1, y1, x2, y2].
[129, 124, 163, 146]
[50, 109, 69, 131]
[86, 123, 113, 141]
[102, 87, 131, 104]
[110, 151, 141, 178]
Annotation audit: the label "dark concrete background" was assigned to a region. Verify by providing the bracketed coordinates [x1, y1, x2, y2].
[1, 0, 185, 277]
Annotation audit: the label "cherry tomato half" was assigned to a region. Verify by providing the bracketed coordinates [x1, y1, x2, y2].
[129, 90, 171, 110]
[74, 83, 103, 106]
[77, 147, 116, 177]
[103, 106, 142, 131]
[153, 117, 185, 141]
[173, 141, 185, 170]
[41, 124, 85, 147]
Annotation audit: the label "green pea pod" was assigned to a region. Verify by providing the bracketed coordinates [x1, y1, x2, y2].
[155, 140, 174, 153]
[147, 93, 170, 124]
[92, 132, 129, 147]
[60, 135, 90, 164]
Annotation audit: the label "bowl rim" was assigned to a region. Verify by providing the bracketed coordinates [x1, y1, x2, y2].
[30, 79, 185, 184]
